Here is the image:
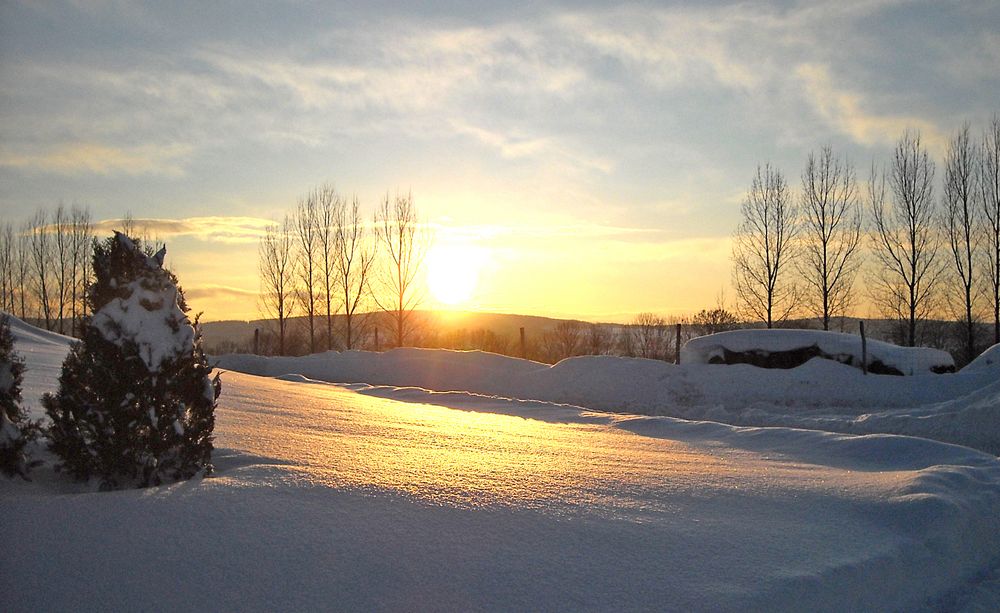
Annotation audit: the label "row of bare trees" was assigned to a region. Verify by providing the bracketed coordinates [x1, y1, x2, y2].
[513, 307, 741, 364]
[733, 115, 1000, 361]
[0, 205, 94, 336]
[258, 186, 428, 355]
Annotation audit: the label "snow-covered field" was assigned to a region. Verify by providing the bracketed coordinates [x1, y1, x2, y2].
[217, 343, 1000, 455]
[5, 317, 1000, 611]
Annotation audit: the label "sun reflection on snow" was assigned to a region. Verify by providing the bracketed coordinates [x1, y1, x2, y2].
[215, 373, 749, 516]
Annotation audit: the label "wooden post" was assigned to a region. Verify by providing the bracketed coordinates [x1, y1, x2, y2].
[375, 328, 380, 352]
[519, 327, 526, 359]
[675, 323, 682, 364]
[253, 328, 260, 355]
[860, 320, 868, 375]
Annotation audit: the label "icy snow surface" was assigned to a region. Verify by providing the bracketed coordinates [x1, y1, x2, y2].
[5, 316, 1000, 611]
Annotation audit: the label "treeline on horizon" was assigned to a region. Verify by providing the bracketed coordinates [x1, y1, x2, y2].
[732, 114, 1000, 365]
[1, 114, 998, 368]
[203, 308, 990, 368]
[247, 185, 752, 364]
[241, 112, 1000, 367]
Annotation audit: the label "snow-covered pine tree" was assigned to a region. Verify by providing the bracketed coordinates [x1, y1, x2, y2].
[0, 315, 33, 478]
[44, 233, 219, 488]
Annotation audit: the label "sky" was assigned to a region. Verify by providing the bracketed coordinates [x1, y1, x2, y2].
[1, 0, 998, 322]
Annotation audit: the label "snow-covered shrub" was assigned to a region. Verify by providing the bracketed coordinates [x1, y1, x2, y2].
[44, 233, 220, 488]
[0, 315, 34, 478]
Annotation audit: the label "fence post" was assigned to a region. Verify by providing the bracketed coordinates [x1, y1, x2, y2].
[253, 328, 260, 355]
[519, 327, 526, 359]
[860, 320, 868, 375]
[675, 323, 682, 364]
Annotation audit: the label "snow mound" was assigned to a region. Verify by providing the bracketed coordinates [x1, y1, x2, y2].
[218, 347, 545, 395]
[7, 322, 1000, 610]
[216, 345, 1000, 453]
[681, 328, 954, 375]
[3, 313, 73, 416]
[3, 313, 75, 348]
[963, 343, 1000, 373]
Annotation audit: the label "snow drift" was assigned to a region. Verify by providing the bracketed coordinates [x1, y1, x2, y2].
[5, 314, 1000, 611]
[216, 342, 1000, 454]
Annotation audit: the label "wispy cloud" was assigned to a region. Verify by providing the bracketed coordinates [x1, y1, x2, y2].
[555, 7, 763, 92]
[449, 120, 613, 174]
[0, 142, 191, 176]
[183, 284, 258, 301]
[432, 221, 666, 244]
[2, 2, 996, 257]
[92, 216, 273, 244]
[795, 63, 947, 151]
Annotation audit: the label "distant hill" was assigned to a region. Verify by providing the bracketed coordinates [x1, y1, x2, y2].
[199, 310, 592, 354]
[195, 309, 981, 365]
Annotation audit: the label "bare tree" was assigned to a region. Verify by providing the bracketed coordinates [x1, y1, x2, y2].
[336, 195, 375, 350]
[982, 114, 1000, 345]
[544, 320, 585, 361]
[52, 204, 72, 334]
[587, 323, 613, 355]
[732, 164, 798, 328]
[469, 328, 512, 355]
[14, 223, 31, 320]
[630, 312, 668, 359]
[691, 308, 740, 336]
[869, 130, 941, 347]
[0, 224, 13, 313]
[119, 212, 137, 238]
[943, 123, 982, 362]
[258, 217, 297, 356]
[69, 206, 93, 335]
[28, 210, 55, 329]
[373, 191, 428, 348]
[314, 185, 341, 351]
[799, 146, 862, 330]
[294, 194, 321, 353]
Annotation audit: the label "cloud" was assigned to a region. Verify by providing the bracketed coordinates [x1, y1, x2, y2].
[433, 221, 665, 244]
[449, 120, 613, 174]
[554, 7, 763, 92]
[2, 0, 994, 223]
[92, 216, 273, 244]
[0, 142, 190, 176]
[795, 63, 948, 151]
[449, 121, 550, 159]
[182, 284, 258, 301]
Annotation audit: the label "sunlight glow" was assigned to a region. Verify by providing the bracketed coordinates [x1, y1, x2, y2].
[427, 244, 485, 306]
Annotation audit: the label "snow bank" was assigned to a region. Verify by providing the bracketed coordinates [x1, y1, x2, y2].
[681, 328, 955, 375]
[963, 342, 1000, 372]
[216, 345, 1000, 453]
[8, 369, 1000, 611]
[217, 347, 543, 396]
[3, 314, 75, 348]
[7, 318, 1000, 610]
[3, 313, 73, 415]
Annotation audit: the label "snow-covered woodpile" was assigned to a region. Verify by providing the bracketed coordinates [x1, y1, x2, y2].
[681, 329, 955, 375]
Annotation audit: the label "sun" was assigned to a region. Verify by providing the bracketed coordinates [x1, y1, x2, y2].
[426, 244, 484, 306]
